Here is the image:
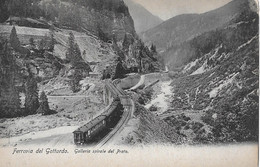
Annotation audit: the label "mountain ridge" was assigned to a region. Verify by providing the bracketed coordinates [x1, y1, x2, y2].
[123, 0, 163, 34]
[141, 0, 257, 54]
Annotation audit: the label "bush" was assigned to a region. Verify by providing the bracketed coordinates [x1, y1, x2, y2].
[149, 105, 158, 112]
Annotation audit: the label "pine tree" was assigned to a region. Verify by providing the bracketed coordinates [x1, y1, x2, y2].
[0, 0, 9, 23]
[70, 70, 82, 93]
[29, 37, 35, 47]
[73, 43, 82, 63]
[25, 72, 39, 115]
[9, 26, 20, 50]
[65, 32, 89, 92]
[112, 59, 126, 80]
[0, 40, 21, 118]
[65, 32, 83, 64]
[97, 25, 108, 42]
[150, 44, 157, 53]
[138, 50, 144, 73]
[49, 33, 55, 52]
[122, 33, 129, 51]
[66, 32, 75, 61]
[82, 50, 86, 56]
[38, 35, 48, 51]
[38, 39, 45, 51]
[37, 91, 51, 115]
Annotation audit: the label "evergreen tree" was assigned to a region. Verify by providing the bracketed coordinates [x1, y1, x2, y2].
[49, 33, 55, 52]
[25, 72, 39, 115]
[70, 70, 82, 93]
[82, 50, 86, 56]
[65, 32, 83, 64]
[150, 44, 157, 53]
[65, 32, 89, 92]
[8, 0, 44, 19]
[112, 59, 126, 80]
[29, 37, 35, 47]
[66, 32, 75, 61]
[0, 0, 9, 23]
[73, 43, 82, 62]
[58, 5, 82, 30]
[0, 40, 21, 118]
[97, 25, 108, 42]
[37, 91, 51, 115]
[122, 33, 129, 51]
[9, 26, 20, 50]
[38, 35, 48, 51]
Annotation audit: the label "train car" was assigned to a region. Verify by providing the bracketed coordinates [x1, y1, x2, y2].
[103, 101, 123, 129]
[73, 98, 123, 145]
[73, 115, 107, 145]
[102, 100, 119, 117]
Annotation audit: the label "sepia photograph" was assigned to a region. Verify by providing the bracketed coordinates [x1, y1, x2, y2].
[0, 0, 259, 166]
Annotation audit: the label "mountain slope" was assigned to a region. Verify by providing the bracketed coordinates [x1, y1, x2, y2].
[166, 33, 258, 143]
[156, 0, 259, 143]
[141, 0, 258, 53]
[163, 0, 258, 69]
[124, 0, 163, 34]
[2, 0, 136, 41]
[0, 0, 162, 116]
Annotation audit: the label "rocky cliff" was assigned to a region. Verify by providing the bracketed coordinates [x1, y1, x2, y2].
[123, 0, 163, 34]
[2, 0, 136, 41]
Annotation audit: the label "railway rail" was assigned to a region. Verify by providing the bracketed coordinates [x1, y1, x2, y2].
[97, 80, 134, 147]
[96, 99, 134, 147]
[73, 79, 135, 146]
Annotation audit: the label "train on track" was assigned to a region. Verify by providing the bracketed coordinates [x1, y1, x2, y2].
[73, 98, 123, 145]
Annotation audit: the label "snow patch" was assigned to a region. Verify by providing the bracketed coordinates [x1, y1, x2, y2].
[183, 59, 199, 73]
[209, 73, 239, 98]
[208, 72, 215, 78]
[209, 45, 221, 60]
[145, 81, 172, 115]
[187, 45, 224, 76]
[237, 35, 258, 51]
[190, 60, 208, 75]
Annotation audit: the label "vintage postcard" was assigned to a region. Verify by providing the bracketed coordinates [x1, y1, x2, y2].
[0, 0, 259, 166]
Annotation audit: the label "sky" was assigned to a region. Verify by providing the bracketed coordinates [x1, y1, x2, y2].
[131, 0, 234, 20]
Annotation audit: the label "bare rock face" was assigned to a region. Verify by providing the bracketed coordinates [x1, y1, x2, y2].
[3, 0, 136, 41]
[123, 0, 163, 34]
[78, 0, 137, 41]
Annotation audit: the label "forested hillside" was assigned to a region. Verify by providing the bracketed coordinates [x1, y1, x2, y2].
[153, 0, 259, 143]
[0, 0, 161, 118]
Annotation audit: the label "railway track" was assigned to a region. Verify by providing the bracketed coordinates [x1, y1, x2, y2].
[96, 99, 133, 147]
[73, 79, 135, 146]
[96, 81, 134, 147]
